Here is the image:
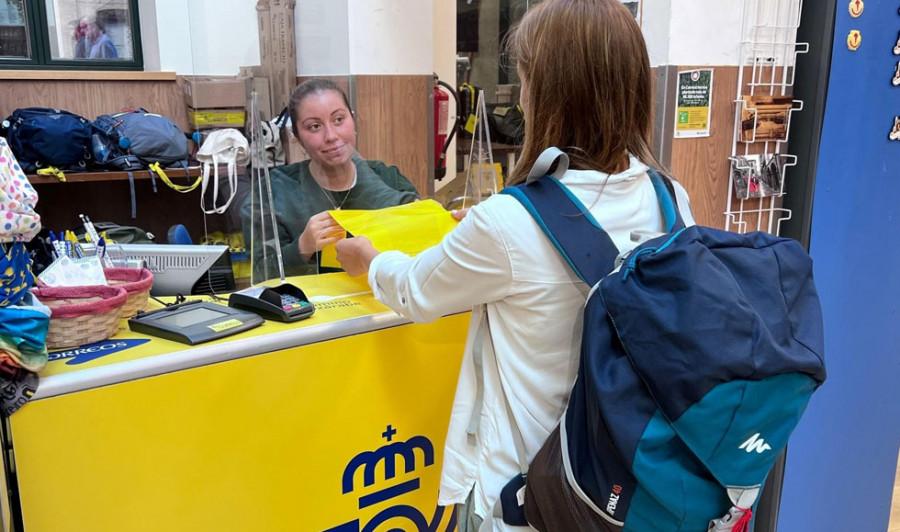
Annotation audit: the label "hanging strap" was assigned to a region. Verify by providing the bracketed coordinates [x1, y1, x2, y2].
[127, 171, 137, 218]
[200, 153, 238, 215]
[526, 146, 569, 183]
[466, 307, 530, 475]
[502, 148, 685, 287]
[152, 162, 201, 193]
[466, 306, 487, 437]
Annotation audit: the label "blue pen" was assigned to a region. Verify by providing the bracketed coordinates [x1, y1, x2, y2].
[97, 236, 114, 268]
[48, 231, 61, 259]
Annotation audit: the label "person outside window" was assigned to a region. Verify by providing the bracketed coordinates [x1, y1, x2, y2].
[87, 19, 117, 59]
[72, 18, 89, 58]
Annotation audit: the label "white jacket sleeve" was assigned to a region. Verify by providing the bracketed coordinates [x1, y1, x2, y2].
[367, 202, 513, 323]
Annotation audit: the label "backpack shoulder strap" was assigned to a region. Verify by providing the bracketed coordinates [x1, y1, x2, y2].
[502, 149, 686, 286]
[502, 149, 618, 286]
[648, 168, 686, 233]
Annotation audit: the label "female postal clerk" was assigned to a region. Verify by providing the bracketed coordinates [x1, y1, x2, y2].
[242, 79, 418, 278]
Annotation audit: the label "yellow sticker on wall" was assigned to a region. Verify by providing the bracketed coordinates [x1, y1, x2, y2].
[848, 0, 864, 17]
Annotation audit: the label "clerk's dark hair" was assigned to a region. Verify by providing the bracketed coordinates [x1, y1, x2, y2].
[506, 0, 662, 185]
[289, 79, 355, 139]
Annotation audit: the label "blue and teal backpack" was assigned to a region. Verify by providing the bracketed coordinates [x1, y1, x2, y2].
[500, 149, 826, 532]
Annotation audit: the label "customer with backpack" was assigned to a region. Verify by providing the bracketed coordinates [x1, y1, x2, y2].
[335, 0, 694, 530]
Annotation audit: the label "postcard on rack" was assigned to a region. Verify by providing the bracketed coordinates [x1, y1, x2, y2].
[319, 200, 459, 268]
[740, 95, 794, 142]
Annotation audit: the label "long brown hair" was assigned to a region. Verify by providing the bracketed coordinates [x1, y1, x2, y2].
[506, 0, 663, 185]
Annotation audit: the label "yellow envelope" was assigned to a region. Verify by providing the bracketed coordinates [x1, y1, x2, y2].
[320, 199, 458, 268]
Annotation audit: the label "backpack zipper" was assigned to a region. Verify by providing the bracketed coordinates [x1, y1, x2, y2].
[622, 228, 687, 281]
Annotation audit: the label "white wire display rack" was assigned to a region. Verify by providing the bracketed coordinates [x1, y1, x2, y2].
[726, 0, 808, 235]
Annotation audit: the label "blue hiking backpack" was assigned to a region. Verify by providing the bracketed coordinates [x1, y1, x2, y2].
[499, 149, 826, 532]
[2, 108, 93, 173]
[91, 109, 189, 170]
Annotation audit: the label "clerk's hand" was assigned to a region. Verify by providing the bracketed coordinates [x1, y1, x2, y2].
[298, 211, 345, 261]
[335, 236, 380, 277]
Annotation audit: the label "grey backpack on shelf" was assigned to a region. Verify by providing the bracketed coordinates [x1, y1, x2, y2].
[92, 109, 190, 170]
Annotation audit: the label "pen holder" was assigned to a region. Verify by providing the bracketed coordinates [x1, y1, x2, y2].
[31, 285, 128, 350]
[104, 268, 154, 317]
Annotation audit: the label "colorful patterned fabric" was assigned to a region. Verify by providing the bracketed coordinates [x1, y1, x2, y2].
[1, 242, 35, 308]
[0, 137, 41, 243]
[0, 291, 50, 372]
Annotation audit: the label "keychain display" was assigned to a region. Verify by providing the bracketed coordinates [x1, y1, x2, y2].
[847, 29, 862, 51]
[889, 116, 900, 141]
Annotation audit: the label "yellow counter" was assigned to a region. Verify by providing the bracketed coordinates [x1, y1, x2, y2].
[4, 273, 469, 532]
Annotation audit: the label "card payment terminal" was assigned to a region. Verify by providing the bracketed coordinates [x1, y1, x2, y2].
[228, 283, 315, 323]
[128, 300, 264, 345]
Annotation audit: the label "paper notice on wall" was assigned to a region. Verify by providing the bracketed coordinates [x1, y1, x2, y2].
[674, 69, 714, 138]
[319, 200, 459, 268]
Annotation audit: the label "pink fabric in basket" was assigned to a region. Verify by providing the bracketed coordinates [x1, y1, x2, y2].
[30, 285, 127, 319]
[104, 268, 154, 295]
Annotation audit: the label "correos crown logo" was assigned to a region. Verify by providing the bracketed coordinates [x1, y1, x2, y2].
[323, 425, 455, 532]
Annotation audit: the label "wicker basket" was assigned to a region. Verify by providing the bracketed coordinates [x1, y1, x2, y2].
[104, 268, 154, 317]
[31, 285, 128, 350]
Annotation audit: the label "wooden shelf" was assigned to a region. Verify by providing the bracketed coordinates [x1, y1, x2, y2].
[28, 166, 201, 185]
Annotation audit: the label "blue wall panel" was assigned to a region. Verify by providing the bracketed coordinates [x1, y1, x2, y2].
[778, 1, 900, 530]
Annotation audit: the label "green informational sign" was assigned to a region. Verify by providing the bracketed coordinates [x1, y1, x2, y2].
[674, 69, 714, 138]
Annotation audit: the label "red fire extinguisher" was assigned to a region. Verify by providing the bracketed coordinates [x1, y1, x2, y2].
[433, 74, 460, 180]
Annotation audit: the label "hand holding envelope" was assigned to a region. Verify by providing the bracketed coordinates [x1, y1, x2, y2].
[323, 199, 459, 270]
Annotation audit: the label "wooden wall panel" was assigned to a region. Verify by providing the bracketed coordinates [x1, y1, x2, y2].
[669, 66, 739, 230]
[354, 75, 431, 198]
[0, 79, 190, 131]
